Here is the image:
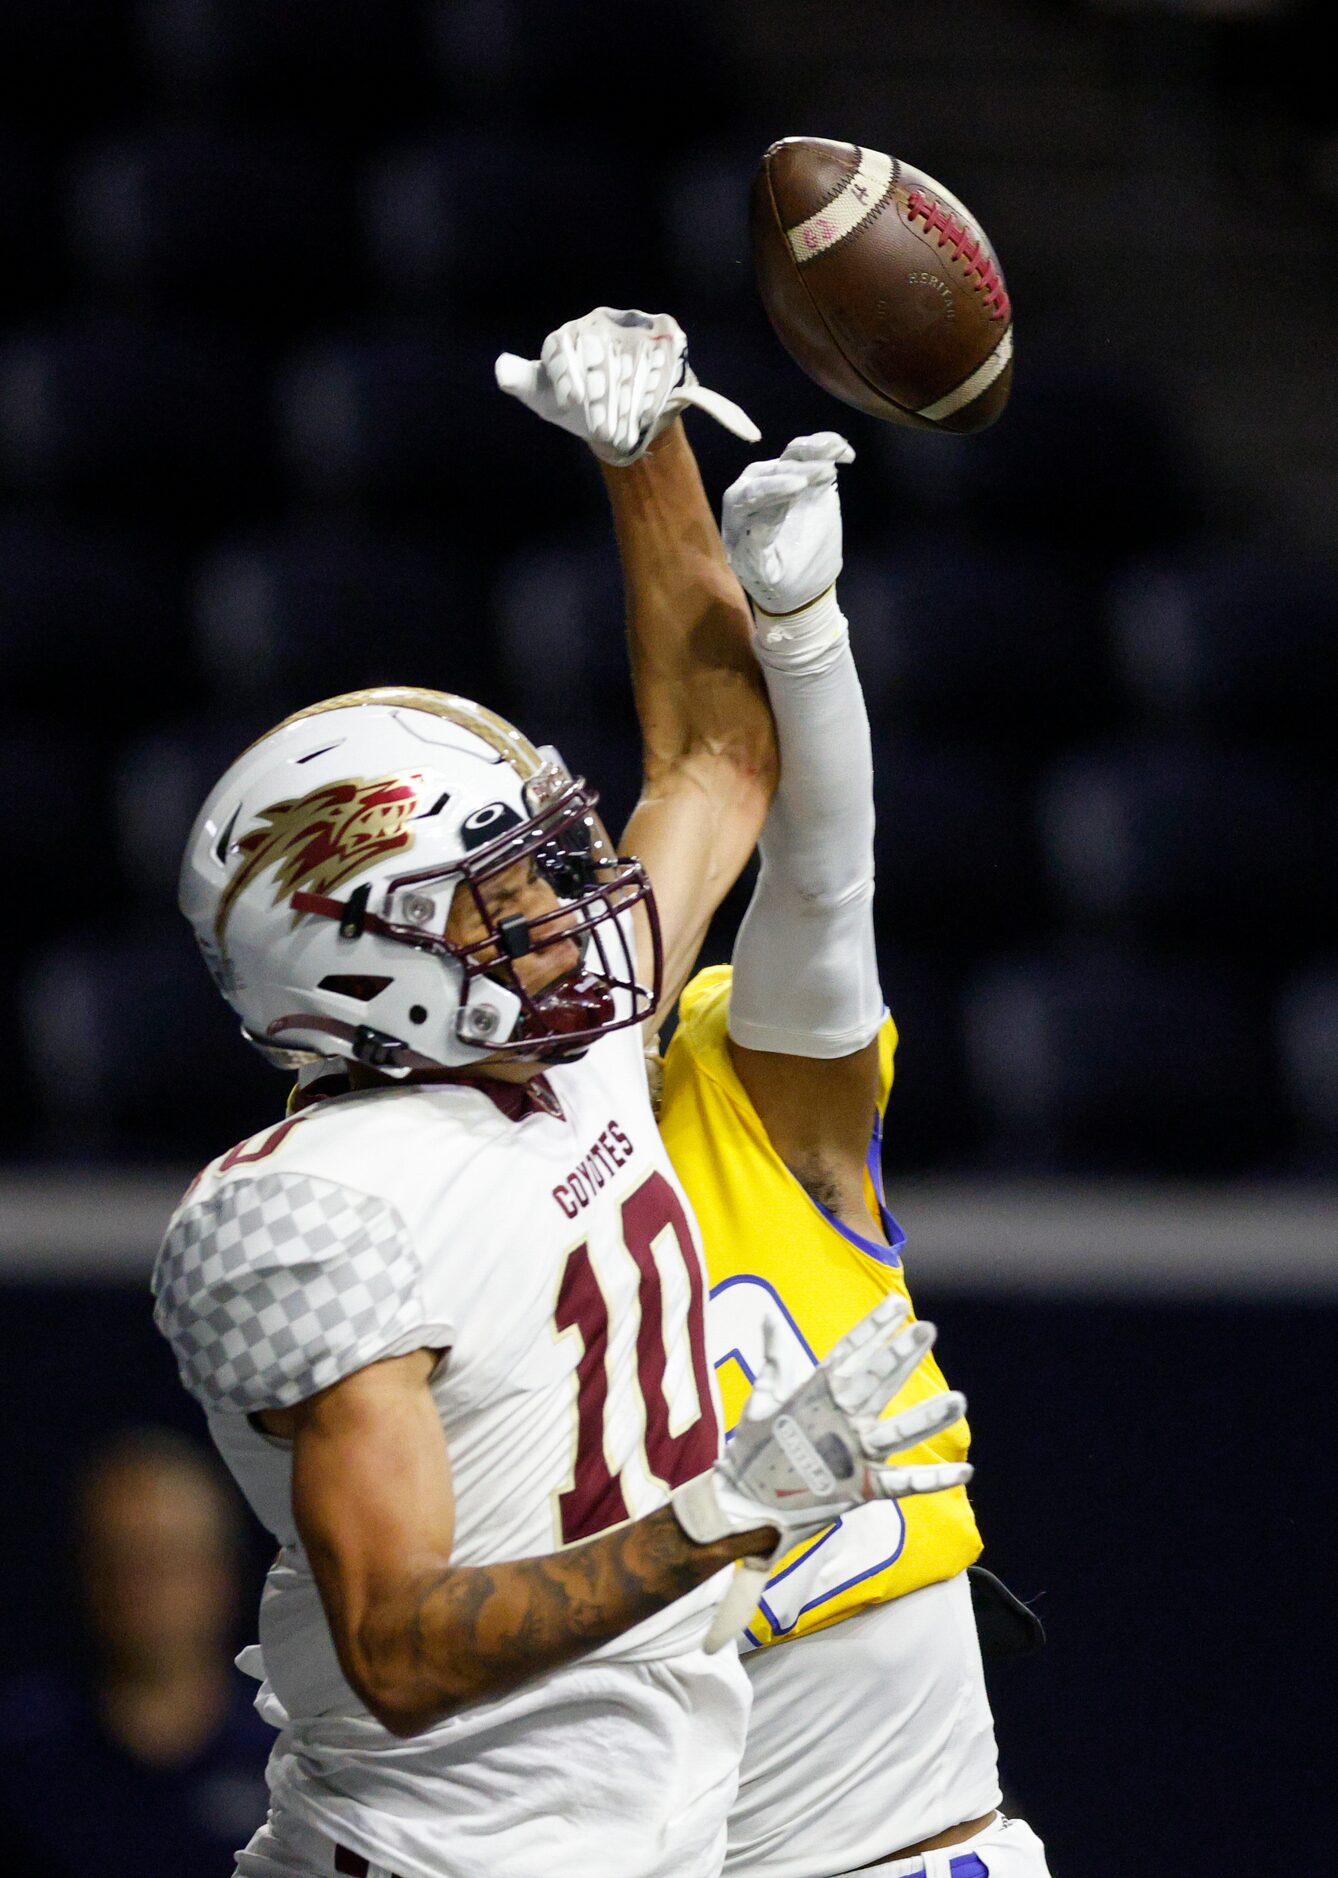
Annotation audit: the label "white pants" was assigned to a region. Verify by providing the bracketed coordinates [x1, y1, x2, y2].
[827, 1813, 1052, 1878]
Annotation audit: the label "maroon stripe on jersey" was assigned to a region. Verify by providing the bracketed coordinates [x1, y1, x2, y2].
[622, 1172, 720, 1487]
[556, 1240, 630, 1543]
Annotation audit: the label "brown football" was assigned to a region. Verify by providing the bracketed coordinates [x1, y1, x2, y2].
[751, 137, 1013, 433]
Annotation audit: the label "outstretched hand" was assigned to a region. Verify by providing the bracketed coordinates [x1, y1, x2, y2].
[721, 432, 855, 617]
[672, 1291, 971, 1648]
[496, 307, 759, 466]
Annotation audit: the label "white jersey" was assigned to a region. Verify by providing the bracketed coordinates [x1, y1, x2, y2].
[152, 1017, 747, 1878]
[728, 1574, 1001, 1878]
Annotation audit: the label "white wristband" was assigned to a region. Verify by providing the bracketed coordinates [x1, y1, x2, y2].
[670, 1470, 777, 1558]
[751, 585, 848, 672]
[670, 1471, 730, 1547]
[673, 1475, 775, 1654]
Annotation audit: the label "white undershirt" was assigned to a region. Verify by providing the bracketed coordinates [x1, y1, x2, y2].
[726, 1572, 1002, 1878]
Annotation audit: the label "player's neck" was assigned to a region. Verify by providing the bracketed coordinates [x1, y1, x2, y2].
[450, 1057, 551, 1085]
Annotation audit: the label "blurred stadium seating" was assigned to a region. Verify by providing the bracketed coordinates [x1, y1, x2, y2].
[962, 947, 1280, 1173]
[1275, 965, 1338, 1171]
[19, 919, 277, 1161]
[1037, 738, 1332, 956]
[0, 321, 269, 512]
[0, 0, 1334, 1188]
[3, 11, 1336, 1878]
[189, 524, 489, 705]
[66, 127, 356, 323]
[1108, 545, 1338, 742]
[361, 134, 653, 317]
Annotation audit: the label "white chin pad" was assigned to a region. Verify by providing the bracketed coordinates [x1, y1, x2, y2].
[452, 973, 524, 1056]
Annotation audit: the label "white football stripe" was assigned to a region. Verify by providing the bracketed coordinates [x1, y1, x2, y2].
[785, 147, 895, 265]
[917, 324, 1014, 423]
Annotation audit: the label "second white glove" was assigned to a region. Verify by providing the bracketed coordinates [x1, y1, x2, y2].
[672, 1293, 970, 1645]
[721, 431, 855, 620]
[496, 307, 759, 465]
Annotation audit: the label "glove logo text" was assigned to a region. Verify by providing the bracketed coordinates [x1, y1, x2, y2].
[771, 1413, 837, 1497]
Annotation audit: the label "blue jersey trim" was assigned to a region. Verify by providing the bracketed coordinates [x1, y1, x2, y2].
[715, 1346, 755, 1388]
[712, 1263, 914, 1649]
[750, 1509, 907, 1643]
[805, 1109, 905, 1266]
[709, 1273, 819, 1363]
[710, 1273, 819, 1442]
[810, 1193, 905, 1266]
[867, 1111, 887, 1203]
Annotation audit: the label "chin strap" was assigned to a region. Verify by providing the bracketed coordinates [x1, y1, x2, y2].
[264, 1012, 442, 1075]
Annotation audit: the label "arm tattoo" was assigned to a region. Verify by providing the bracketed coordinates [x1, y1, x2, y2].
[390, 1505, 748, 1729]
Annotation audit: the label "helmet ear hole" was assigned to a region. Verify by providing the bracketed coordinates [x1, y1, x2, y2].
[318, 974, 394, 1002]
[409, 1005, 428, 1025]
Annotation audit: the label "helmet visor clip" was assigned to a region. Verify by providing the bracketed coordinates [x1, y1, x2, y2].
[339, 884, 371, 940]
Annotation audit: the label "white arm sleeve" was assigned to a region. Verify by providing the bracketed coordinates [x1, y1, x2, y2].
[728, 587, 883, 1058]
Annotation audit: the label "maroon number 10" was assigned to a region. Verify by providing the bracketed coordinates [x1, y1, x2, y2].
[554, 1171, 719, 1543]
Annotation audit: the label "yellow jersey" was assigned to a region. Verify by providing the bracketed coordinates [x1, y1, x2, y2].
[659, 965, 981, 1651]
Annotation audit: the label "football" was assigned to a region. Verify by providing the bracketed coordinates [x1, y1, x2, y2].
[751, 136, 1013, 433]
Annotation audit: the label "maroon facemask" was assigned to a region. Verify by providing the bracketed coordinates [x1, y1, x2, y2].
[288, 773, 661, 1067]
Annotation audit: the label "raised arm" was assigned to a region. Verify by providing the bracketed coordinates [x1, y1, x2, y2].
[602, 423, 776, 1016]
[720, 437, 885, 1222]
[261, 1296, 967, 1732]
[497, 309, 778, 1025]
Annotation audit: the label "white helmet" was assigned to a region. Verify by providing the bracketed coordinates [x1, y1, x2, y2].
[180, 687, 660, 1073]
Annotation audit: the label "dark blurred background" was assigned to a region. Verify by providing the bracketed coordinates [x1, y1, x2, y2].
[1, 0, 1335, 1873]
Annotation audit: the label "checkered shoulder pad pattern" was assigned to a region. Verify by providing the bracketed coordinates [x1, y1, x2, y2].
[152, 1173, 426, 1414]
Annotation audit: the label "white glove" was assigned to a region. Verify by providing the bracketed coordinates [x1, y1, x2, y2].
[495, 306, 760, 466]
[721, 431, 854, 628]
[672, 1293, 971, 1649]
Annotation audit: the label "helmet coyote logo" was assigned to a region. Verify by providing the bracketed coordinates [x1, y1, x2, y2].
[215, 774, 424, 945]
